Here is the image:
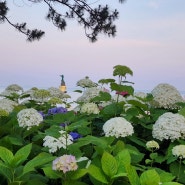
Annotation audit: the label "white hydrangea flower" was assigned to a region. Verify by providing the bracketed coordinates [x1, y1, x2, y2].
[0, 90, 19, 97]
[31, 89, 50, 102]
[151, 83, 184, 109]
[76, 76, 97, 88]
[48, 87, 64, 99]
[80, 102, 100, 115]
[48, 97, 63, 106]
[43, 136, 63, 153]
[17, 108, 43, 130]
[152, 112, 185, 141]
[22, 87, 38, 96]
[146, 140, 159, 150]
[0, 99, 18, 113]
[5, 84, 23, 92]
[76, 87, 103, 103]
[43, 130, 73, 153]
[103, 117, 134, 138]
[172, 145, 185, 159]
[134, 92, 147, 99]
[112, 94, 126, 102]
[58, 130, 73, 147]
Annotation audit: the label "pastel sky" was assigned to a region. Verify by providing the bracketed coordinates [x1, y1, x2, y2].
[1, 0, 185, 92]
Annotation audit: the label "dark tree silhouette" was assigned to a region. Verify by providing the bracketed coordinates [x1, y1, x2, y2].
[0, 0, 125, 42]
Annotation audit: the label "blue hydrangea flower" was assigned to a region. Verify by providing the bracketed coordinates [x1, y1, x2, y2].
[38, 111, 46, 118]
[69, 132, 82, 140]
[48, 107, 67, 115]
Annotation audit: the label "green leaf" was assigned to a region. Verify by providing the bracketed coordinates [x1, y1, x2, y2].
[112, 140, 126, 156]
[88, 164, 108, 184]
[23, 152, 55, 175]
[113, 65, 133, 77]
[115, 149, 140, 185]
[102, 102, 123, 118]
[12, 143, 32, 166]
[42, 166, 62, 179]
[73, 90, 83, 93]
[116, 149, 131, 166]
[127, 99, 148, 110]
[0, 161, 12, 182]
[77, 135, 109, 150]
[67, 119, 90, 132]
[9, 182, 24, 185]
[128, 136, 146, 147]
[98, 78, 115, 84]
[7, 136, 23, 146]
[150, 152, 158, 160]
[125, 165, 140, 185]
[70, 169, 88, 180]
[126, 144, 145, 164]
[170, 162, 185, 184]
[62, 180, 88, 185]
[178, 107, 185, 117]
[155, 168, 175, 182]
[161, 183, 183, 185]
[0, 146, 14, 164]
[110, 83, 134, 95]
[140, 169, 160, 185]
[101, 152, 118, 177]
[91, 91, 112, 102]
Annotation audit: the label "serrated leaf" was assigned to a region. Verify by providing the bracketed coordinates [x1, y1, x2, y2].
[140, 169, 160, 185]
[113, 65, 133, 77]
[70, 169, 88, 180]
[161, 182, 183, 185]
[0, 146, 14, 164]
[88, 165, 108, 184]
[42, 166, 62, 179]
[0, 161, 12, 182]
[7, 136, 23, 146]
[170, 162, 185, 184]
[12, 143, 32, 166]
[110, 83, 134, 95]
[23, 152, 55, 175]
[91, 91, 112, 102]
[101, 152, 118, 177]
[98, 78, 115, 84]
[62, 180, 88, 185]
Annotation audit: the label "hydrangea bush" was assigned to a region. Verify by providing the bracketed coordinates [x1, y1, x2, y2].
[0, 65, 185, 185]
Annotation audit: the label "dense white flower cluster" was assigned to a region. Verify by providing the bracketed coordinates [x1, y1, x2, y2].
[0, 90, 19, 97]
[146, 140, 159, 150]
[80, 102, 100, 115]
[134, 92, 147, 99]
[52, 155, 78, 173]
[48, 87, 64, 99]
[48, 97, 63, 106]
[152, 112, 185, 141]
[76, 76, 97, 88]
[22, 88, 36, 97]
[17, 108, 43, 130]
[151, 83, 184, 109]
[103, 117, 134, 138]
[31, 89, 51, 102]
[43, 130, 73, 153]
[0, 99, 18, 113]
[172, 145, 185, 159]
[76, 87, 102, 103]
[112, 94, 126, 102]
[5, 84, 23, 92]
